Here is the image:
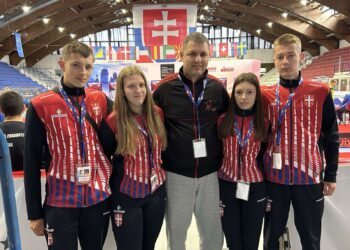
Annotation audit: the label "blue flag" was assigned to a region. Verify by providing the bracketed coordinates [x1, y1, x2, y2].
[14, 32, 24, 58]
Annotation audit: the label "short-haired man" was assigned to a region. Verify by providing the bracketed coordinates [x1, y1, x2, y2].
[261, 33, 339, 250]
[0, 90, 25, 171]
[24, 41, 113, 250]
[153, 32, 229, 250]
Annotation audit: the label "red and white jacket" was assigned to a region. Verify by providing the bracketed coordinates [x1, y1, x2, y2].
[261, 77, 339, 185]
[103, 107, 166, 198]
[27, 88, 112, 211]
[218, 112, 264, 183]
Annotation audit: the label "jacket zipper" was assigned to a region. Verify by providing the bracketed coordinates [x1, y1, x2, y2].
[192, 82, 199, 178]
[237, 115, 244, 181]
[289, 85, 293, 184]
[77, 96, 87, 207]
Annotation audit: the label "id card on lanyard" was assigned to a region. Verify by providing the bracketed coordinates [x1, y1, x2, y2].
[274, 79, 302, 170]
[59, 88, 92, 185]
[137, 120, 159, 193]
[234, 117, 254, 201]
[179, 75, 208, 158]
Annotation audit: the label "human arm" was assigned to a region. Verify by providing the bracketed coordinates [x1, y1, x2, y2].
[24, 103, 47, 221]
[321, 92, 340, 195]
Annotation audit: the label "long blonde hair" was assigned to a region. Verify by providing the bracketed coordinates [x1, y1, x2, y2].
[115, 65, 167, 155]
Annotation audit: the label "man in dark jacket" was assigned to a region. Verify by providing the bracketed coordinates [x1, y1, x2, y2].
[153, 32, 229, 250]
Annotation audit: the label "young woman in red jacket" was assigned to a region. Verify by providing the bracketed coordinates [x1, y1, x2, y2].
[218, 72, 267, 250]
[99, 65, 167, 250]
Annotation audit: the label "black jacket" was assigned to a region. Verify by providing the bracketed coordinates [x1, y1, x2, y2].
[153, 67, 230, 178]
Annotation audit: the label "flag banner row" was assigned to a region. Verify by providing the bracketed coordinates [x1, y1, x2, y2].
[92, 42, 247, 63]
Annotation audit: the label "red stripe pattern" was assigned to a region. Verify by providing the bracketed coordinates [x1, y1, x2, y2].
[261, 81, 329, 185]
[106, 109, 166, 198]
[31, 89, 112, 207]
[218, 115, 263, 183]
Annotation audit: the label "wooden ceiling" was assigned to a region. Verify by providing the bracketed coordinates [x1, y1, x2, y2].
[0, 0, 349, 67]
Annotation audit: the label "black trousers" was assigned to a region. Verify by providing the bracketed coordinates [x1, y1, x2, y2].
[219, 179, 267, 250]
[110, 184, 166, 250]
[263, 181, 324, 250]
[44, 199, 110, 250]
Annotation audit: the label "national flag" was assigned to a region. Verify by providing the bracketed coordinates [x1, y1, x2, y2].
[219, 43, 228, 57]
[136, 46, 153, 63]
[210, 44, 219, 58]
[237, 41, 247, 56]
[228, 42, 237, 57]
[93, 47, 106, 60]
[117, 46, 131, 60]
[175, 45, 182, 60]
[133, 4, 197, 48]
[165, 45, 176, 59]
[108, 46, 118, 60]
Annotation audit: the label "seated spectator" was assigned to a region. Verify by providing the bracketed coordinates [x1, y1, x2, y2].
[0, 90, 25, 171]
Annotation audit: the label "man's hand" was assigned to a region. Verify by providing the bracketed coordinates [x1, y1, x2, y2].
[323, 181, 336, 196]
[30, 219, 45, 236]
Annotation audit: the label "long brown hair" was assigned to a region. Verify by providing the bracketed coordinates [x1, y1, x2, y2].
[114, 65, 167, 155]
[219, 72, 266, 141]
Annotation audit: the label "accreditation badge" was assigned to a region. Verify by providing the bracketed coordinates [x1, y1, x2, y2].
[273, 145, 282, 170]
[192, 138, 207, 158]
[76, 163, 92, 185]
[150, 169, 158, 194]
[273, 153, 282, 170]
[236, 181, 250, 201]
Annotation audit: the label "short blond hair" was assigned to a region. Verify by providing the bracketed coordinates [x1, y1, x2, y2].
[61, 41, 94, 61]
[274, 34, 301, 52]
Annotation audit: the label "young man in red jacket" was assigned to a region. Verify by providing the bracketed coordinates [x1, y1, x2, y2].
[261, 33, 339, 250]
[24, 41, 112, 250]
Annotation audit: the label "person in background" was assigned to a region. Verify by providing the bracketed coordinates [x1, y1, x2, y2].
[0, 90, 25, 171]
[153, 32, 230, 250]
[218, 72, 267, 250]
[261, 33, 339, 250]
[24, 41, 113, 250]
[99, 66, 167, 250]
[328, 79, 337, 97]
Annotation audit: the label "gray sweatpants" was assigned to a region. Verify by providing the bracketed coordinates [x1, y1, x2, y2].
[165, 171, 223, 250]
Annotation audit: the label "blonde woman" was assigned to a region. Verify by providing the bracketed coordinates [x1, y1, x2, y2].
[99, 65, 167, 250]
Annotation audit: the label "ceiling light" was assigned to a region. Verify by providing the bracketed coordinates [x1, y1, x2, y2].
[22, 5, 31, 13]
[0, 15, 4, 19]
[267, 22, 273, 28]
[300, 0, 308, 6]
[204, 5, 209, 11]
[126, 17, 132, 22]
[308, 39, 315, 43]
[58, 27, 65, 32]
[70, 33, 76, 39]
[42, 18, 49, 24]
[282, 12, 288, 18]
[115, 0, 122, 2]
[121, 9, 127, 14]
[256, 29, 261, 34]
[199, 14, 205, 20]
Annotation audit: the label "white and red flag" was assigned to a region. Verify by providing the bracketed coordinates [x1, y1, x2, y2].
[133, 4, 197, 62]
